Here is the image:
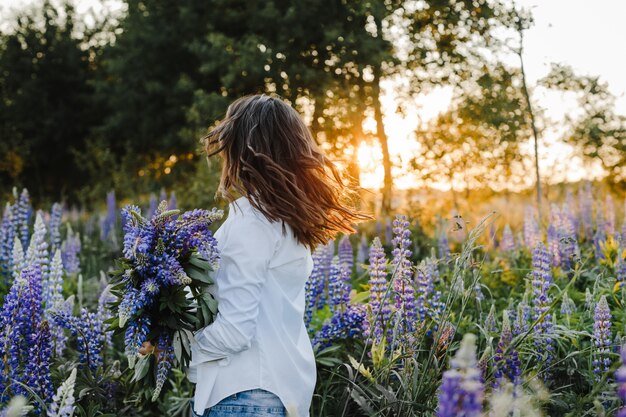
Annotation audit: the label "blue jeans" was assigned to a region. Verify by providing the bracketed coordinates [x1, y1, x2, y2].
[192, 389, 286, 417]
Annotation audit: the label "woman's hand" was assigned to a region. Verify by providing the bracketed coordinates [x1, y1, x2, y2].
[139, 341, 162, 358]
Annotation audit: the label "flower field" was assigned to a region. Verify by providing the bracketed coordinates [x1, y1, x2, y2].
[1, 185, 626, 417]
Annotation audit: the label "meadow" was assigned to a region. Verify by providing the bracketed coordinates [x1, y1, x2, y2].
[0, 183, 625, 417]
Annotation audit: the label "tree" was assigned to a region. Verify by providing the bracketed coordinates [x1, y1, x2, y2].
[0, 1, 100, 202]
[540, 63, 626, 186]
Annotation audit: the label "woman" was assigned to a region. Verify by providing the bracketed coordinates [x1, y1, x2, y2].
[143, 94, 367, 417]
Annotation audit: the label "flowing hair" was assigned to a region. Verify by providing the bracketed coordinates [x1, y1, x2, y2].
[201, 94, 370, 248]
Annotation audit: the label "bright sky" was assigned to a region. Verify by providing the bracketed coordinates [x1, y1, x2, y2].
[2, 0, 625, 191]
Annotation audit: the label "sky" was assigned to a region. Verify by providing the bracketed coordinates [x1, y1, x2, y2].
[2, 0, 625, 190]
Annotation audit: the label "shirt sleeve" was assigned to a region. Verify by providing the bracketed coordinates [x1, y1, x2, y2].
[192, 217, 279, 363]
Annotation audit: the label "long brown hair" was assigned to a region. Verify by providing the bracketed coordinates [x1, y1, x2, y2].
[201, 94, 370, 248]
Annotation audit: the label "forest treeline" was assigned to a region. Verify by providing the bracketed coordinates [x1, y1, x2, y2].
[0, 0, 624, 211]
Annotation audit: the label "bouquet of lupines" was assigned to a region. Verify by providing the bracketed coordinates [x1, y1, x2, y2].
[107, 201, 222, 401]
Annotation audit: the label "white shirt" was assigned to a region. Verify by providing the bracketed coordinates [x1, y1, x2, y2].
[188, 196, 316, 417]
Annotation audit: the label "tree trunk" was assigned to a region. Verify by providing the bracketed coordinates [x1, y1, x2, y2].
[517, 21, 542, 219]
[372, 66, 392, 215]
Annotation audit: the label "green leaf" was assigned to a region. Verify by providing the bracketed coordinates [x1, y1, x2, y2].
[185, 265, 213, 284]
[173, 331, 183, 363]
[132, 356, 151, 382]
[188, 255, 212, 272]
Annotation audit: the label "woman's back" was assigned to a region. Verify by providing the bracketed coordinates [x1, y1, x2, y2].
[189, 196, 316, 417]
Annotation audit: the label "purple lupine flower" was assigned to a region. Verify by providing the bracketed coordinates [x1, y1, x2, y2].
[48, 202, 63, 250]
[100, 190, 117, 242]
[311, 304, 366, 351]
[363, 238, 390, 344]
[152, 334, 175, 401]
[61, 225, 81, 274]
[391, 215, 416, 339]
[524, 206, 541, 249]
[327, 257, 350, 314]
[565, 190, 579, 237]
[579, 182, 593, 239]
[437, 334, 483, 417]
[592, 295, 612, 379]
[0, 265, 44, 400]
[414, 258, 443, 327]
[493, 311, 521, 387]
[616, 344, 626, 417]
[338, 235, 354, 274]
[159, 189, 167, 204]
[124, 317, 151, 368]
[0, 203, 16, 276]
[16, 188, 31, 250]
[500, 225, 515, 252]
[26, 211, 49, 280]
[167, 192, 177, 211]
[356, 234, 368, 274]
[547, 224, 561, 267]
[438, 229, 450, 260]
[304, 245, 327, 329]
[594, 207, 607, 260]
[617, 254, 626, 288]
[52, 307, 106, 371]
[384, 219, 392, 245]
[484, 304, 497, 333]
[97, 283, 116, 350]
[606, 195, 616, 237]
[530, 242, 555, 369]
[24, 321, 54, 409]
[147, 193, 158, 219]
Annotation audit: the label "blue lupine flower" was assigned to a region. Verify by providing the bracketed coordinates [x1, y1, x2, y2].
[384, 219, 392, 245]
[594, 208, 607, 260]
[101, 190, 117, 242]
[152, 334, 175, 401]
[48, 202, 63, 251]
[523, 206, 541, 249]
[437, 334, 483, 417]
[500, 225, 516, 252]
[391, 215, 416, 339]
[438, 229, 450, 260]
[363, 238, 390, 344]
[616, 344, 626, 417]
[415, 258, 443, 327]
[0, 203, 16, 276]
[338, 235, 353, 273]
[547, 224, 561, 267]
[530, 242, 554, 368]
[16, 188, 31, 250]
[493, 311, 521, 386]
[51, 307, 106, 371]
[10, 237, 24, 281]
[564, 190, 579, 237]
[124, 317, 151, 368]
[617, 254, 626, 288]
[147, 193, 158, 219]
[327, 257, 350, 314]
[0, 265, 44, 400]
[43, 250, 64, 309]
[579, 182, 593, 239]
[356, 234, 368, 275]
[61, 225, 81, 274]
[311, 304, 366, 351]
[592, 295, 612, 379]
[304, 245, 327, 329]
[23, 321, 54, 409]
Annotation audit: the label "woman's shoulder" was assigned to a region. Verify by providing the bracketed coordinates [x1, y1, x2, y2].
[225, 197, 282, 242]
